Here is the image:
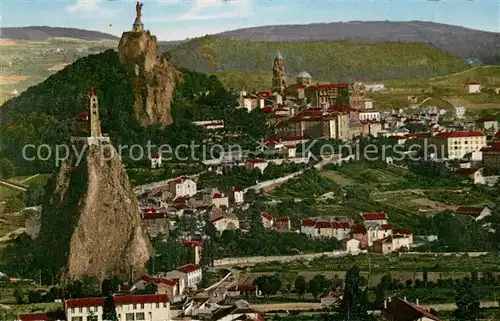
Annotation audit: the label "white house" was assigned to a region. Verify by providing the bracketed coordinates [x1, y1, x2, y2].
[467, 82, 481, 94]
[343, 238, 360, 254]
[210, 216, 240, 232]
[364, 99, 373, 110]
[65, 294, 170, 321]
[166, 264, 202, 290]
[455, 206, 492, 221]
[168, 177, 197, 198]
[360, 213, 388, 226]
[359, 110, 381, 122]
[245, 159, 269, 174]
[230, 186, 244, 204]
[150, 153, 162, 169]
[373, 235, 411, 254]
[261, 212, 274, 229]
[453, 106, 466, 119]
[211, 192, 230, 209]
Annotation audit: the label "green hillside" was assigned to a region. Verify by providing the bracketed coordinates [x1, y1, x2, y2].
[0, 49, 267, 174]
[166, 36, 471, 85]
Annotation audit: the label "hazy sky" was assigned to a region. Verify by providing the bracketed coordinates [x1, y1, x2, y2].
[1, 0, 499, 41]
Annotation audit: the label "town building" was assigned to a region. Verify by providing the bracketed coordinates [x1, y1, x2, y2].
[364, 99, 373, 110]
[132, 276, 185, 300]
[475, 117, 498, 133]
[296, 71, 313, 86]
[360, 213, 388, 226]
[210, 216, 240, 232]
[482, 142, 500, 172]
[454, 167, 485, 185]
[275, 217, 291, 232]
[150, 153, 162, 169]
[359, 110, 381, 122]
[349, 82, 365, 110]
[229, 186, 244, 204]
[382, 297, 440, 321]
[212, 192, 230, 209]
[467, 82, 481, 93]
[168, 177, 197, 199]
[261, 212, 274, 229]
[300, 219, 351, 241]
[245, 159, 269, 174]
[237, 92, 265, 112]
[140, 208, 170, 237]
[304, 84, 348, 108]
[342, 238, 361, 254]
[166, 264, 202, 290]
[372, 235, 411, 254]
[65, 294, 171, 321]
[455, 206, 492, 221]
[433, 131, 486, 160]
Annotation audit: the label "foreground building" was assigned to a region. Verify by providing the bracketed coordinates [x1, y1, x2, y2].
[65, 294, 170, 321]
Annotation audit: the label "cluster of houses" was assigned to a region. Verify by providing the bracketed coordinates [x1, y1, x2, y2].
[301, 213, 413, 254]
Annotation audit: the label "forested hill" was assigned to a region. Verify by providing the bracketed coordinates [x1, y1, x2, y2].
[163, 36, 471, 82]
[0, 49, 268, 174]
[0, 26, 119, 41]
[216, 21, 500, 65]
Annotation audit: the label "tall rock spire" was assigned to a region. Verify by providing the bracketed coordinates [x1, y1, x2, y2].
[271, 51, 287, 95]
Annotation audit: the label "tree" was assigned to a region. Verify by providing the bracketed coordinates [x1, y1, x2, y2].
[308, 275, 333, 300]
[250, 209, 265, 234]
[423, 267, 428, 287]
[102, 294, 118, 321]
[294, 276, 307, 299]
[341, 265, 374, 321]
[27, 183, 45, 206]
[5, 196, 25, 213]
[454, 279, 481, 321]
[0, 157, 16, 179]
[13, 287, 24, 304]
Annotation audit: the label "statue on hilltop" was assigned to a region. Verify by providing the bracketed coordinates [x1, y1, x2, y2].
[133, 1, 144, 32]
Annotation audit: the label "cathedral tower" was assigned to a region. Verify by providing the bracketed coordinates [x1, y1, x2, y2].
[271, 51, 287, 95]
[89, 89, 102, 137]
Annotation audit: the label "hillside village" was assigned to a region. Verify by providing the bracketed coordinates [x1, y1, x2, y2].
[1, 2, 500, 321]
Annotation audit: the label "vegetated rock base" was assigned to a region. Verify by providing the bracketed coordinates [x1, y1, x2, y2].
[37, 142, 152, 282]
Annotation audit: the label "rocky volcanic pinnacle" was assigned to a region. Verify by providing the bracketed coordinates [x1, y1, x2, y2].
[37, 142, 152, 282]
[118, 30, 182, 126]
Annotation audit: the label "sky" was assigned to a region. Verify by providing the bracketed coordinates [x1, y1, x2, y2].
[1, 0, 499, 41]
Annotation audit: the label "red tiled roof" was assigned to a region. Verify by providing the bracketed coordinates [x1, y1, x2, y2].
[456, 206, 485, 214]
[393, 229, 412, 235]
[177, 263, 200, 273]
[66, 294, 169, 308]
[469, 82, 479, 85]
[142, 275, 178, 286]
[210, 216, 224, 223]
[298, 109, 325, 116]
[436, 131, 484, 138]
[275, 217, 290, 222]
[184, 240, 202, 247]
[261, 106, 273, 113]
[381, 224, 393, 231]
[174, 203, 187, 209]
[476, 117, 496, 122]
[141, 207, 157, 214]
[481, 142, 500, 152]
[301, 219, 315, 227]
[308, 84, 348, 90]
[386, 298, 441, 321]
[78, 111, 89, 118]
[232, 186, 242, 192]
[331, 222, 350, 229]
[151, 153, 160, 159]
[173, 176, 189, 184]
[18, 313, 60, 321]
[141, 212, 168, 220]
[292, 84, 307, 89]
[454, 168, 480, 175]
[213, 193, 223, 198]
[360, 213, 387, 220]
[261, 212, 273, 221]
[89, 89, 97, 97]
[327, 105, 358, 112]
[174, 197, 186, 203]
[315, 221, 332, 228]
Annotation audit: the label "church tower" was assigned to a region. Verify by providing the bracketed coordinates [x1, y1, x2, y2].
[89, 89, 102, 137]
[271, 51, 287, 95]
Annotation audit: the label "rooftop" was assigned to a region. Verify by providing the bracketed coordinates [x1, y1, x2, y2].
[65, 294, 169, 308]
[177, 263, 201, 273]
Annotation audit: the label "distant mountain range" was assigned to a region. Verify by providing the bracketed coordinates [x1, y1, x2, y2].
[217, 21, 500, 64]
[0, 26, 119, 41]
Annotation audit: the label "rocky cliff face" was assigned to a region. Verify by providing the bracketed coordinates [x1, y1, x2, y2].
[37, 142, 152, 282]
[118, 31, 182, 126]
